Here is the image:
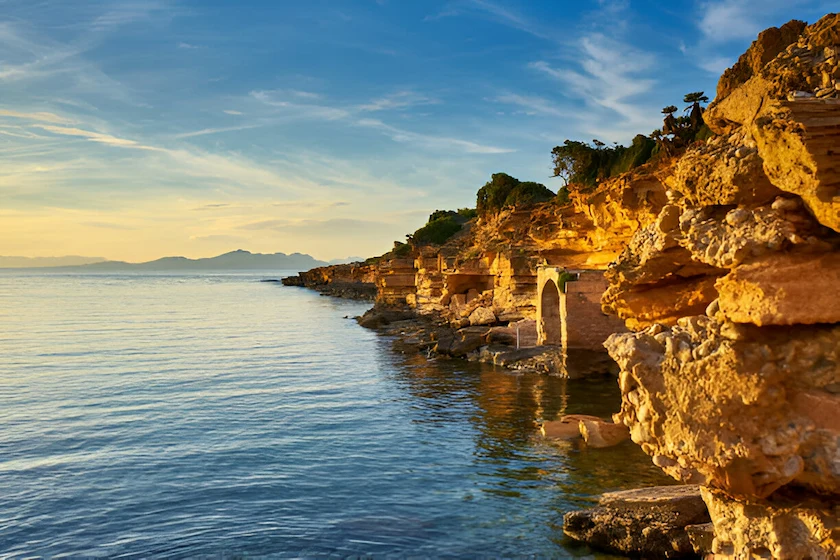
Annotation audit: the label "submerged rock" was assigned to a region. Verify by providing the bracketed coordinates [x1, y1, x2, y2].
[563, 485, 711, 558]
[578, 417, 630, 448]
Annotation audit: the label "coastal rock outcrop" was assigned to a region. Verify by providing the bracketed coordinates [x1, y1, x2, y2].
[563, 485, 711, 558]
[602, 13, 840, 558]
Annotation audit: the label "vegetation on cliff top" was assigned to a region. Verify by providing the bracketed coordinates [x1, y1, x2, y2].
[551, 91, 714, 191]
[370, 90, 715, 261]
[476, 173, 554, 216]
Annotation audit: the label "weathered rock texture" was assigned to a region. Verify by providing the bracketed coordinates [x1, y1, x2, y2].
[603, 14, 840, 558]
[563, 485, 711, 558]
[282, 262, 377, 300]
[292, 160, 665, 375]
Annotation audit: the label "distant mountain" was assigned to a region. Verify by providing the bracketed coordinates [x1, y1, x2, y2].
[1, 250, 328, 271]
[0, 256, 107, 268]
[328, 256, 367, 265]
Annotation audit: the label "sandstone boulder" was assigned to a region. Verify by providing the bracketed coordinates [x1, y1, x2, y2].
[539, 414, 601, 440]
[468, 306, 496, 326]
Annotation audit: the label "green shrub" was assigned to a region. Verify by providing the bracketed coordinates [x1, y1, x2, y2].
[476, 173, 554, 215]
[391, 241, 412, 258]
[694, 124, 715, 142]
[456, 207, 478, 220]
[409, 215, 462, 245]
[552, 135, 655, 189]
[556, 187, 570, 205]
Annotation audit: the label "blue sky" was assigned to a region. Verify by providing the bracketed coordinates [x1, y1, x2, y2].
[0, 0, 835, 261]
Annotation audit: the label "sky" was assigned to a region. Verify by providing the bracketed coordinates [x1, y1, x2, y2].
[0, 0, 835, 262]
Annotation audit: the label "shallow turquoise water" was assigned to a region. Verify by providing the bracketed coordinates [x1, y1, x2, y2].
[0, 272, 672, 558]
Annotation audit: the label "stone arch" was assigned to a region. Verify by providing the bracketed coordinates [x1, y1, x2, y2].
[539, 278, 562, 346]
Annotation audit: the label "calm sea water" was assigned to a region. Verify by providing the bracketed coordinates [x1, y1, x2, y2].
[0, 272, 672, 559]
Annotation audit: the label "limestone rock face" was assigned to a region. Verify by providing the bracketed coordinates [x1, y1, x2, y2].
[701, 487, 840, 558]
[716, 20, 807, 100]
[602, 15, 840, 557]
[607, 318, 840, 498]
[669, 136, 781, 207]
[563, 485, 711, 558]
[706, 13, 840, 232]
[717, 252, 840, 325]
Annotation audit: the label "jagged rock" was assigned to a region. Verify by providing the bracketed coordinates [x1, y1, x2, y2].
[602, 273, 721, 330]
[578, 418, 631, 448]
[677, 202, 834, 270]
[468, 306, 496, 326]
[706, 14, 840, 232]
[716, 20, 808, 100]
[669, 137, 782, 207]
[701, 486, 840, 558]
[563, 485, 711, 558]
[484, 326, 517, 345]
[606, 318, 840, 498]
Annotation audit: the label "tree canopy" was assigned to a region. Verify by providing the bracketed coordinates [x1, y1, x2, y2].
[476, 173, 554, 215]
[551, 135, 655, 189]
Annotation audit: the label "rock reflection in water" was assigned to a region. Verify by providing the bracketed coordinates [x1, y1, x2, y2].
[387, 353, 674, 511]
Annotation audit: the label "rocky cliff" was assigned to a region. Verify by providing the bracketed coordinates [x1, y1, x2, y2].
[604, 14, 840, 558]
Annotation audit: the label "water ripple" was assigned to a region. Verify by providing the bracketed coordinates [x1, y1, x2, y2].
[0, 272, 672, 559]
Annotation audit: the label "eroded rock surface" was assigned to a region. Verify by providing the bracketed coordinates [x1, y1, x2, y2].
[603, 13, 840, 558]
[563, 485, 711, 558]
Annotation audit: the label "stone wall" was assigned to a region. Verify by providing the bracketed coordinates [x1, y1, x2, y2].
[537, 268, 627, 351]
[562, 271, 627, 352]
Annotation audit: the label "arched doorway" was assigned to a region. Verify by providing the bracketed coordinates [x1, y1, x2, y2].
[540, 279, 562, 345]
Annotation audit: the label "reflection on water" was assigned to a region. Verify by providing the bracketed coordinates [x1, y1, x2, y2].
[389, 354, 673, 508]
[0, 273, 671, 559]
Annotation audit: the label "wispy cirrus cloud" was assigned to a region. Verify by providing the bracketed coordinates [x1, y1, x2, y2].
[358, 90, 437, 112]
[426, 0, 551, 40]
[32, 125, 147, 148]
[356, 118, 515, 154]
[532, 33, 655, 122]
[249, 90, 350, 120]
[0, 109, 76, 124]
[494, 93, 570, 118]
[248, 89, 512, 154]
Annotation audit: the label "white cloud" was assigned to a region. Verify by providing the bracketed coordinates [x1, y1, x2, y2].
[172, 124, 264, 139]
[250, 90, 350, 120]
[528, 33, 658, 135]
[428, 0, 551, 41]
[0, 110, 76, 124]
[32, 125, 144, 148]
[495, 93, 570, 118]
[358, 90, 437, 112]
[356, 118, 515, 154]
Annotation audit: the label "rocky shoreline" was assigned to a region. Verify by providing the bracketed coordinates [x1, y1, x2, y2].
[282, 14, 840, 558]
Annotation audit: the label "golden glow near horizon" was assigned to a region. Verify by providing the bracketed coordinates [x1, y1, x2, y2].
[3, 0, 813, 262]
[0, 197, 422, 262]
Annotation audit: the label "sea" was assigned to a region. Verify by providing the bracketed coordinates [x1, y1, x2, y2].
[0, 272, 672, 559]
